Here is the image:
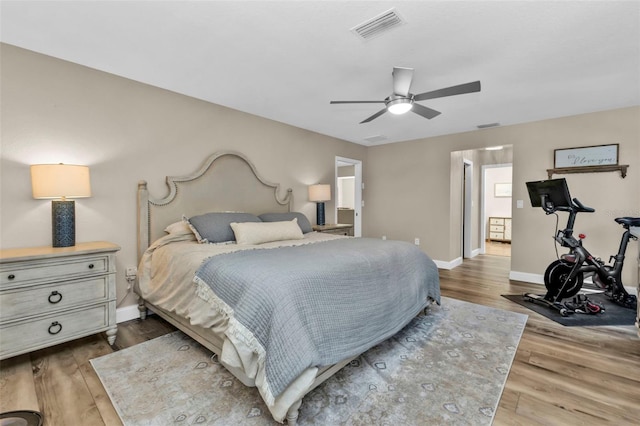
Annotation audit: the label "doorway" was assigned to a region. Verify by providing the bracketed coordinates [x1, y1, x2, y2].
[452, 146, 513, 263]
[481, 164, 513, 257]
[335, 156, 362, 237]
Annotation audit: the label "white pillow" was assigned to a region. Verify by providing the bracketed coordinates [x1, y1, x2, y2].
[230, 218, 304, 245]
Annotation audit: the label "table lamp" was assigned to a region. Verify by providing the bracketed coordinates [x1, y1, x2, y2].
[308, 184, 331, 226]
[31, 164, 92, 247]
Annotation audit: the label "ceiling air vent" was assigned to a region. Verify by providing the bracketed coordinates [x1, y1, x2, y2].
[363, 134, 388, 144]
[351, 8, 406, 40]
[477, 122, 500, 129]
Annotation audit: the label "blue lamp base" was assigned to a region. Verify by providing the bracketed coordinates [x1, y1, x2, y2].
[52, 200, 75, 247]
[316, 202, 326, 226]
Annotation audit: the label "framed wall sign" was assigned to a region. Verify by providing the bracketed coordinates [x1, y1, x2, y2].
[554, 144, 619, 169]
[494, 183, 512, 197]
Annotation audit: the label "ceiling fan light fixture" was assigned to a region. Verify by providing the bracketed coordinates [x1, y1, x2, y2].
[387, 98, 413, 115]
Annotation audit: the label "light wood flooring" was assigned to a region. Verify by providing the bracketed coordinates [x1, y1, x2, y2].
[1, 254, 639, 425]
[485, 240, 512, 257]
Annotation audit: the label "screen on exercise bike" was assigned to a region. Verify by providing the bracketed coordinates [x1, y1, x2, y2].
[526, 178, 573, 209]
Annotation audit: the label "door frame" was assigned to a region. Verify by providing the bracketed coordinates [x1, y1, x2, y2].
[335, 156, 362, 237]
[463, 159, 473, 258]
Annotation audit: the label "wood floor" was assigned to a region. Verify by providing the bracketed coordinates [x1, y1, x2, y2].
[1, 254, 639, 425]
[485, 240, 512, 257]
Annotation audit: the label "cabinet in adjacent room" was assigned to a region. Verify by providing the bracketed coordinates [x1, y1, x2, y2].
[488, 217, 512, 242]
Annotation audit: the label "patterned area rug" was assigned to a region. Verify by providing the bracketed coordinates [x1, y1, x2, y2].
[91, 297, 527, 425]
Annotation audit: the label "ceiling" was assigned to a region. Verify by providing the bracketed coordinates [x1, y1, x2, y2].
[1, 1, 639, 146]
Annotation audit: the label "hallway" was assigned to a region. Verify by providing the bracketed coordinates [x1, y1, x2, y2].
[485, 240, 511, 257]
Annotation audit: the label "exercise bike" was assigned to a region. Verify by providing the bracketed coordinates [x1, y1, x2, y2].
[524, 178, 639, 317]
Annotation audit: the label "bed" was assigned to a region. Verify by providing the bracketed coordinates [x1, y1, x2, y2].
[135, 151, 440, 424]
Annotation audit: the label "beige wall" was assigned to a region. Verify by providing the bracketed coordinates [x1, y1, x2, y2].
[365, 107, 640, 285]
[0, 44, 366, 309]
[2, 44, 639, 314]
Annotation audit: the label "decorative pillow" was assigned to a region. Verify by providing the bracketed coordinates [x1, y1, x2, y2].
[164, 220, 194, 236]
[230, 218, 304, 245]
[185, 212, 261, 243]
[259, 212, 313, 234]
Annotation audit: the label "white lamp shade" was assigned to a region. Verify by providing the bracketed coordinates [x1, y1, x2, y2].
[308, 184, 331, 202]
[31, 164, 92, 199]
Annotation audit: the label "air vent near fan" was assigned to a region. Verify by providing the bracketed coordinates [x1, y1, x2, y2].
[477, 122, 500, 129]
[363, 135, 388, 144]
[351, 8, 405, 40]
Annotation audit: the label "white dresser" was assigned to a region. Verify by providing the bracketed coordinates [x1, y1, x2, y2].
[488, 217, 512, 242]
[0, 241, 120, 360]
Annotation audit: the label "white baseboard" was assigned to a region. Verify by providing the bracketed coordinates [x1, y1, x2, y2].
[509, 271, 637, 296]
[508, 272, 596, 286]
[434, 257, 463, 270]
[509, 271, 545, 285]
[116, 304, 141, 323]
[471, 248, 481, 258]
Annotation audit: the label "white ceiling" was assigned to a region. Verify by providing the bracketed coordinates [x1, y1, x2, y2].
[1, 1, 639, 145]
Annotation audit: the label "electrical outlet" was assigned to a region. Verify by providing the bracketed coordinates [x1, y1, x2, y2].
[382, 235, 387, 240]
[414, 238, 420, 245]
[125, 266, 137, 278]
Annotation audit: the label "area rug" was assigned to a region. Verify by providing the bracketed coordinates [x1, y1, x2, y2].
[503, 292, 636, 327]
[91, 297, 527, 425]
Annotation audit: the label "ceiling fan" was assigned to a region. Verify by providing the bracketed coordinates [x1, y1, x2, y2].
[330, 67, 481, 124]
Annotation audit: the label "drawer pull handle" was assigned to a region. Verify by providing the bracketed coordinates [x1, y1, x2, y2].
[88, 264, 95, 269]
[8, 274, 15, 280]
[48, 321, 62, 335]
[48, 291, 63, 304]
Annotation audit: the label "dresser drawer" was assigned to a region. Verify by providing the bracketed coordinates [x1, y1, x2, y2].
[489, 218, 505, 225]
[490, 225, 504, 232]
[489, 232, 505, 240]
[0, 254, 111, 287]
[0, 302, 114, 359]
[0, 276, 113, 322]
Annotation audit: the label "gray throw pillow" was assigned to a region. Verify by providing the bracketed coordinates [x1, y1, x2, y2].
[259, 212, 313, 234]
[187, 212, 261, 243]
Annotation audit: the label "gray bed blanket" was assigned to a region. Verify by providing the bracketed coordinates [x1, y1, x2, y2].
[194, 237, 440, 403]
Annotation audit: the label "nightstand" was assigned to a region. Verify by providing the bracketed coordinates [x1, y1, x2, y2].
[312, 223, 354, 236]
[0, 241, 120, 360]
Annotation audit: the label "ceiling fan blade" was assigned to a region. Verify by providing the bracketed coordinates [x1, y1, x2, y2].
[360, 108, 388, 124]
[330, 100, 385, 104]
[414, 81, 481, 102]
[392, 67, 414, 97]
[411, 103, 441, 120]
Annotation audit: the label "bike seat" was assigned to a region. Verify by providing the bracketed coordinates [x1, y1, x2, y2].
[615, 217, 640, 228]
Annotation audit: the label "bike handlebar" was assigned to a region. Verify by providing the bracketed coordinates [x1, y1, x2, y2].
[572, 198, 595, 213]
[541, 197, 595, 214]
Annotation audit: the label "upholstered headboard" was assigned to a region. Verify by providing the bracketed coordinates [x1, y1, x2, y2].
[137, 151, 292, 261]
